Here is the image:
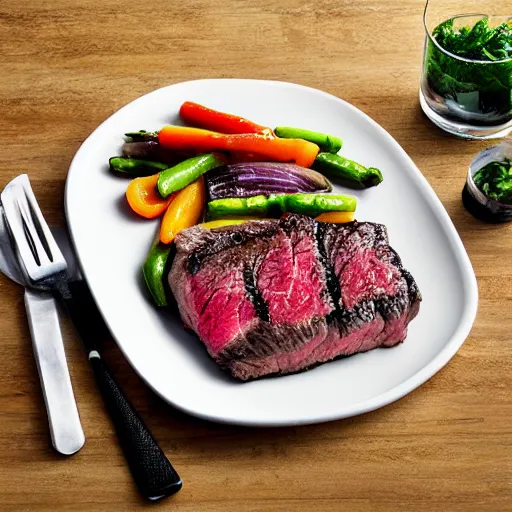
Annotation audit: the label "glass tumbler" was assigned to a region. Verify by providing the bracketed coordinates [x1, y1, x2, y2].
[420, 0, 512, 139]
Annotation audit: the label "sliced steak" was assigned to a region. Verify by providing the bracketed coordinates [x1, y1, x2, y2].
[169, 214, 421, 381]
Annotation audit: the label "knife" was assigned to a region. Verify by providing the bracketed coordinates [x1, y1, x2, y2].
[51, 226, 183, 501]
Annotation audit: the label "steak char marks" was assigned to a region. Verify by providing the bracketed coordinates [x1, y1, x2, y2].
[169, 214, 421, 381]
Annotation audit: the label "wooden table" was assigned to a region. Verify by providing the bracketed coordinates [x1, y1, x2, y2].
[1, 0, 511, 510]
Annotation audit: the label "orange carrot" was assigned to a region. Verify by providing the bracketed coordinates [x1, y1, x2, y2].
[158, 126, 320, 168]
[160, 177, 206, 244]
[126, 174, 174, 219]
[315, 211, 356, 223]
[179, 101, 273, 135]
[228, 151, 272, 164]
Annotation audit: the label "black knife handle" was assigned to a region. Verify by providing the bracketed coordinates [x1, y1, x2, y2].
[59, 280, 111, 352]
[56, 281, 182, 501]
[89, 352, 182, 501]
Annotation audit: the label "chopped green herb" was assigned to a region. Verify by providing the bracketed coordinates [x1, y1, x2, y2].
[473, 158, 512, 203]
[433, 17, 512, 61]
[425, 17, 512, 120]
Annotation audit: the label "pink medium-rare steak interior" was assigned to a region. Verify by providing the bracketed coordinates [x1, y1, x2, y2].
[339, 249, 402, 309]
[256, 215, 333, 325]
[169, 214, 421, 380]
[170, 220, 278, 355]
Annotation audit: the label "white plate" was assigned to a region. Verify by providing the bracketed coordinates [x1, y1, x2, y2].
[65, 79, 478, 426]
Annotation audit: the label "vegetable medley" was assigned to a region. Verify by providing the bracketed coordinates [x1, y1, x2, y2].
[108, 101, 383, 306]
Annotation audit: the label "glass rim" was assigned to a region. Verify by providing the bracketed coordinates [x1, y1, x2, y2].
[423, 1, 512, 65]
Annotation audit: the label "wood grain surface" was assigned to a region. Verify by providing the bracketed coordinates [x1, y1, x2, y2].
[1, 0, 512, 510]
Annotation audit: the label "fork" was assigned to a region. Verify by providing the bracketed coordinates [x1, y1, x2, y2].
[1, 175, 182, 501]
[0, 202, 85, 456]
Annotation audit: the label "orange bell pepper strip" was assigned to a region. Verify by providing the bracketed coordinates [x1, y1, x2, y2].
[126, 174, 175, 219]
[160, 177, 206, 244]
[158, 126, 320, 168]
[316, 211, 356, 223]
[179, 101, 273, 135]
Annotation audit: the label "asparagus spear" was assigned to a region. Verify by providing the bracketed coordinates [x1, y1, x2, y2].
[124, 130, 158, 142]
[312, 153, 383, 189]
[207, 193, 357, 219]
[274, 126, 342, 154]
[157, 153, 226, 198]
[109, 157, 168, 177]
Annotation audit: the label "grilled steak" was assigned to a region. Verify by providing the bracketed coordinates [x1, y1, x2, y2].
[169, 214, 421, 381]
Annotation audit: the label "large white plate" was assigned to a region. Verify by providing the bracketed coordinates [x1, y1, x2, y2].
[65, 79, 478, 426]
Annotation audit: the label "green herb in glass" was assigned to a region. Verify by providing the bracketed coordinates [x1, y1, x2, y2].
[424, 16, 512, 123]
[473, 158, 512, 204]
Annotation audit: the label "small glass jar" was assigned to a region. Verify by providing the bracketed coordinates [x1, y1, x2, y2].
[462, 139, 512, 222]
[420, 0, 512, 139]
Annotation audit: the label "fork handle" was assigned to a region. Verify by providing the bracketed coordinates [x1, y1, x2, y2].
[88, 351, 182, 501]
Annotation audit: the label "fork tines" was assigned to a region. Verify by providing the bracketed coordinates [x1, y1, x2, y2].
[1, 175, 67, 285]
